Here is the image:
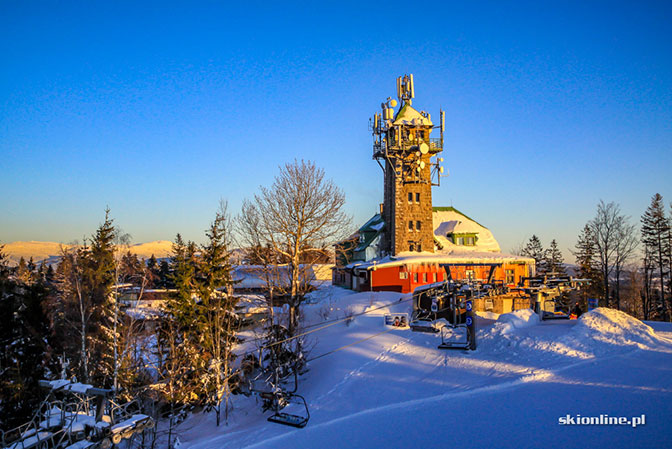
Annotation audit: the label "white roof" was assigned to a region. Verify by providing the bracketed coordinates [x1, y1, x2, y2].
[432, 208, 501, 253]
[355, 251, 534, 271]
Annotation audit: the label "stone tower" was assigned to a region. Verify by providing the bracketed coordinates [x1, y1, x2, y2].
[371, 74, 445, 256]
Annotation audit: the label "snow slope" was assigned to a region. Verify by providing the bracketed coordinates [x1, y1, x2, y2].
[178, 288, 672, 449]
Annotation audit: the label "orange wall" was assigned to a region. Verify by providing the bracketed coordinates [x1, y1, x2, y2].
[368, 262, 530, 293]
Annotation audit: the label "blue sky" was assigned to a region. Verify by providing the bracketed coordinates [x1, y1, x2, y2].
[1, 1, 671, 260]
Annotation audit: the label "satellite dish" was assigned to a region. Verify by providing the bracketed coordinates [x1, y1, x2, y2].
[419, 142, 429, 154]
[390, 99, 397, 107]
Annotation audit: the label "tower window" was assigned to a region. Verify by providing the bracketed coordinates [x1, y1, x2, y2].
[408, 192, 413, 203]
[408, 221, 413, 231]
[416, 192, 420, 203]
[422, 273, 427, 283]
[416, 221, 421, 231]
[413, 272, 418, 283]
[417, 244, 422, 252]
[409, 242, 415, 251]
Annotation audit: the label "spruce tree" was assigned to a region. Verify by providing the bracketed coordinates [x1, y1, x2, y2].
[195, 207, 237, 426]
[147, 254, 160, 288]
[522, 235, 546, 275]
[544, 239, 565, 275]
[641, 194, 671, 320]
[572, 224, 604, 305]
[87, 209, 117, 385]
[0, 259, 51, 429]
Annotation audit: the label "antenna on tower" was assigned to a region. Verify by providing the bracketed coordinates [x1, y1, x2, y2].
[396, 74, 415, 105]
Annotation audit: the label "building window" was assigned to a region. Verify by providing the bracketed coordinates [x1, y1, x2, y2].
[416, 192, 420, 203]
[505, 269, 515, 284]
[408, 192, 413, 203]
[466, 269, 475, 280]
[409, 242, 415, 251]
[413, 272, 418, 283]
[408, 221, 413, 231]
[400, 271, 408, 280]
[465, 236, 475, 246]
[433, 272, 437, 282]
[457, 237, 464, 245]
[416, 221, 421, 231]
[417, 244, 422, 252]
[422, 273, 427, 283]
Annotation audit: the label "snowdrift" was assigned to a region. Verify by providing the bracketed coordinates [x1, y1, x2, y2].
[572, 307, 663, 349]
[493, 308, 540, 334]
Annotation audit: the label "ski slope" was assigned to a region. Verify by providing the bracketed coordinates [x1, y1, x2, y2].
[178, 287, 672, 449]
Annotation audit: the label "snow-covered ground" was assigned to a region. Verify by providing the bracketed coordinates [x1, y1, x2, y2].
[177, 286, 672, 449]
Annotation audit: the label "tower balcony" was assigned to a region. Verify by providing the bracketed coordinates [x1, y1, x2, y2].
[373, 137, 443, 159]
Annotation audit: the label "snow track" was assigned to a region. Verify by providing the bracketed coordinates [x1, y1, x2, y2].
[180, 292, 672, 449]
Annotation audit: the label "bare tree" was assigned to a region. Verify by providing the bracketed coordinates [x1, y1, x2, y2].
[238, 160, 351, 335]
[589, 200, 621, 307]
[613, 215, 639, 310]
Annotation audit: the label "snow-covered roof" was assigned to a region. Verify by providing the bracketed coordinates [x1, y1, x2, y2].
[393, 104, 433, 127]
[351, 251, 534, 271]
[432, 207, 501, 253]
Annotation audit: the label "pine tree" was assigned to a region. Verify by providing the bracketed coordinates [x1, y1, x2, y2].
[146, 254, 160, 288]
[572, 224, 604, 306]
[544, 239, 565, 275]
[522, 235, 546, 275]
[0, 258, 51, 429]
[194, 205, 237, 426]
[16, 256, 31, 284]
[641, 194, 671, 320]
[87, 209, 118, 385]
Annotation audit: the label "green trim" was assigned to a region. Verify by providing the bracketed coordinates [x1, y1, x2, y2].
[432, 206, 489, 229]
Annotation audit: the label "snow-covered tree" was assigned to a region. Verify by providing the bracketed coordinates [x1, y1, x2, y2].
[0, 254, 50, 429]
[194, 203, 237, 425]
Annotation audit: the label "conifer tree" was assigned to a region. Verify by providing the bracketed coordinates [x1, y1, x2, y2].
[87, 209, 117, 385]
[544, 239, 565, 275]
[0, 255, 51, 429]
[572, 224, 603, 305]
[194, 204, 237, 425]
[147, 254, 160, 288]
[521, 235, 546, 275]
[641, 193, 671, 320]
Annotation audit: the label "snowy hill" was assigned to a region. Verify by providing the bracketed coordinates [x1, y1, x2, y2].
[2, 240, 174, 265]
[176, 287, 672, 449]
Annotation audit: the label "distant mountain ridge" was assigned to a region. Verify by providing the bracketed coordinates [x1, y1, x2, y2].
[1, 240, 174, 266]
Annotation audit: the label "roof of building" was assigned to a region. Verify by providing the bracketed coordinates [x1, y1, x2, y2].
[432, 207, 501, 253]
[354, 214, 384, 252]
[393, 103, 433, 127]
[348, 251, 535, 271]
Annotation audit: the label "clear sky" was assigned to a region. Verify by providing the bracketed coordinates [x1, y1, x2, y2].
[1, 1, 671, 261]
